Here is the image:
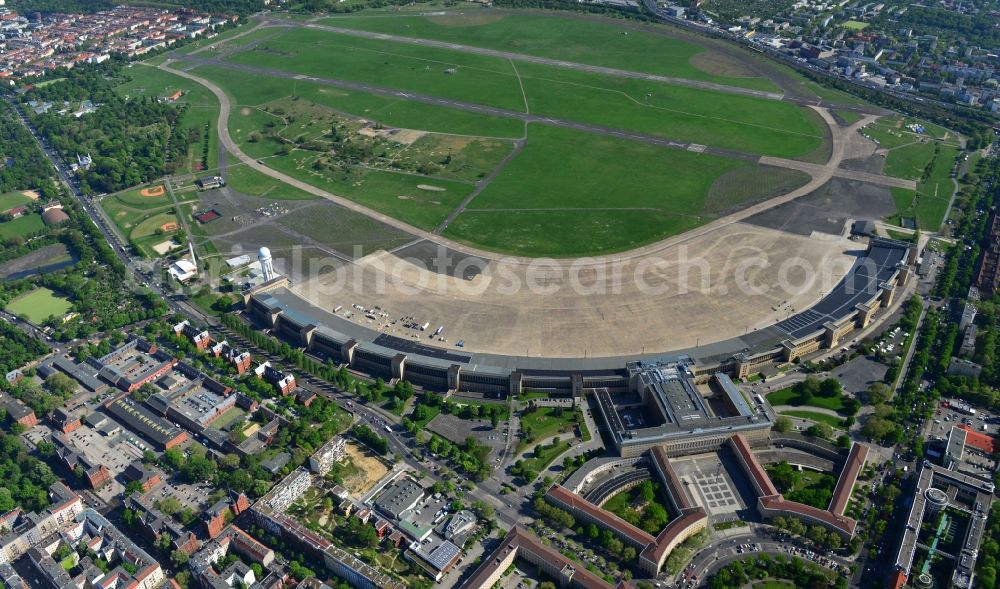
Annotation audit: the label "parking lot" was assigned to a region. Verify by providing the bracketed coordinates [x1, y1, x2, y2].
[143, 478, 214, 513]
[25, 421, 139, 501]
[427, 413, 506, 458]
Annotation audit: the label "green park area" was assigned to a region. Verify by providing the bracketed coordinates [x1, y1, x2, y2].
[513, 437, 571, 478]
[841, 20, 869, 31]
[767, 377, 857, 430]
[316, 13, 778, 91]
[224, 27, 825, 158]
[870, 115, 964, 231]
[765, 461, 837, 510]
[603, 480, 672, 534]
[0, 214, 45, 241]
[4, 287, 72, 324]
[188, 60, 821, 254]
[517, 405, 586, 452]
[779, 410, 847, 430]
[116, 65, 222, 174]
[145, 8, 881, 258]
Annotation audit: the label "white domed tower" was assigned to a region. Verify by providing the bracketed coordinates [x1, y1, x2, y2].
[258, 246, 275, 282]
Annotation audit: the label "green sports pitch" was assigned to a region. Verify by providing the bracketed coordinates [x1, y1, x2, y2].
[165, 11, 854, 257]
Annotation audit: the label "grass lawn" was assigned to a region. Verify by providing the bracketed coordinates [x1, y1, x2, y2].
[0, 191, 32, 212]
[444, 208, 701, 257]
[195, 64, 525, 139]
[758, 581, 797, 589]
[518, 440, 570, 474]
[223, 163, 317, 200]
[914, 144, 959, 231]
[470, 126, 744, 212]
[841, 20, 869, 30]
[0, 214, 45, 241]
[131, 211, 180, 240]
[517, 406, 582, 452]
[884, 142, 936, 180]
[797, 78, 871, 107]
[210, 407, 246, 430]
[107, 185, 174, 210]
[221, 28, 825, 158]
[410, 405, 441, 429]
[265, 151, 471, 230]
[834, 109, 863, 125]
[5, 287, 72, 323]
[443, 125, 751, 256]
[315, 13, 778, 91]
[517, 62, 825, 158]
[704, 165, 810, 214]
[766, 387, 844, 412]
[227, 27, 529, 113]
[779, 410, 846, 429]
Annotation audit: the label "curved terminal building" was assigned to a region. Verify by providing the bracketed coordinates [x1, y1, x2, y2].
[241, 237, 912, 395]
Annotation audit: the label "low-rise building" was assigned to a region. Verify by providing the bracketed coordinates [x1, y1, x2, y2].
[51, 434, 111, 489]
[0, 395, 37, 428]
[122, 461, 162, 493]
[124, 494, 199, 555]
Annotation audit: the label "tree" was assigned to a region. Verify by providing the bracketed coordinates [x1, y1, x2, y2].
[170, 549, 190, 567]
[827, 533, 842, 550]
[807, 525, 827, 546]
[157, 496, 182, 516]
[156, 533, 173, 552]
[45, 372, 76, 396]
[587, 523, 600, 539]
[769, 461, 800, 491]
[124, 481, 145, 496]
[819, 378, 841, 397]
[864, 382, 892, 405]
[774, 416, 793, 433]
[806, 422, 833, 440]
[356, 524, 378, 548]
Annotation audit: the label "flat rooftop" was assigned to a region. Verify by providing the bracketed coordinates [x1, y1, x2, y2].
[775, 240, 907, 339]
[597, 362, 771, 448]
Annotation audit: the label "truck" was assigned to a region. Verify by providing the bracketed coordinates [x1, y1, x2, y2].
[754, 394, 765, 406]
[954, 403, 977, 416]
[384, 425, 392, 433]
[419, 322, 429, 331]
[433, 326, 444, 336]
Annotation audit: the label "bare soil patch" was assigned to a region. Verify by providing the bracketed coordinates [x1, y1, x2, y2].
[341, 442, 389, 497]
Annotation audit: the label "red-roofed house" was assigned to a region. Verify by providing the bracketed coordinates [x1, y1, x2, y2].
[959, 424, 996, 454]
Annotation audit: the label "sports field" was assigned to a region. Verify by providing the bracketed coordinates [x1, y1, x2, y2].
[0, 214, 45, 241]
[100, 185, 196, 257]
[5, 287, 72, 324]
[0, 191, 33, 212]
